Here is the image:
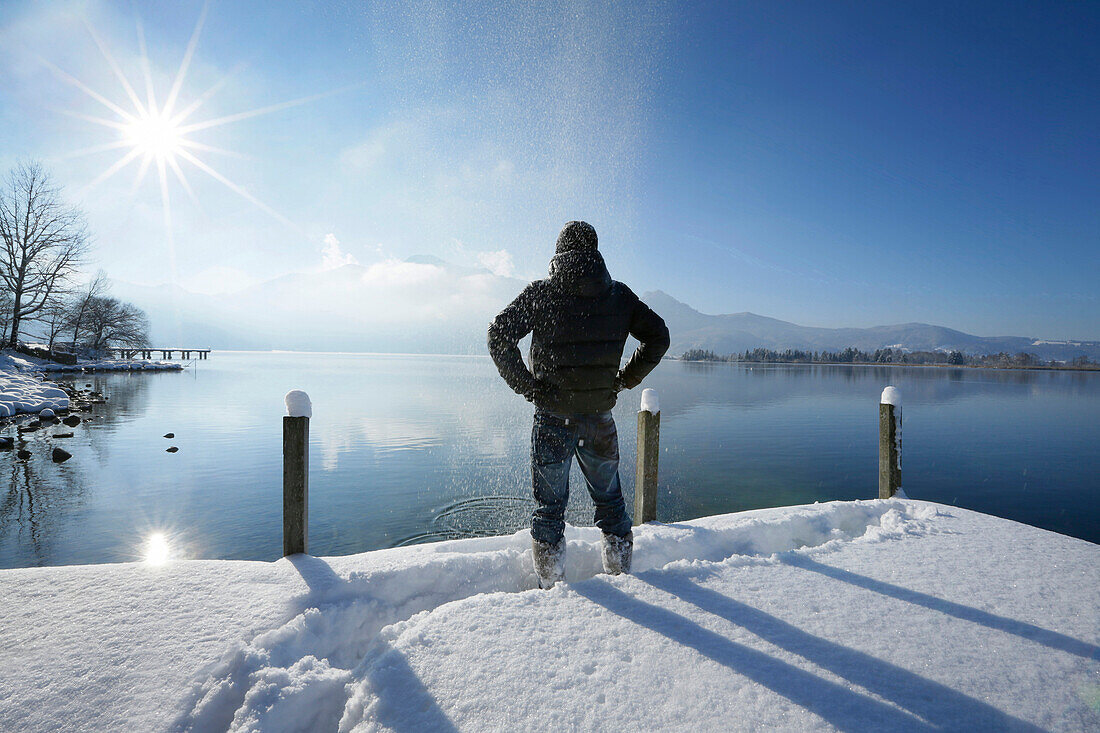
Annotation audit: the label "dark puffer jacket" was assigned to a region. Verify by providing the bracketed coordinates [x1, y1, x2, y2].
[488, 249, 670, 414]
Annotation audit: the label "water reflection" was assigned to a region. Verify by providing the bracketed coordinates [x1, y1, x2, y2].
[673, 362, 1098, 414]
[0, 372, 160, 568]
[0, 353, 1096, 568]
[0, 434, 90, 566]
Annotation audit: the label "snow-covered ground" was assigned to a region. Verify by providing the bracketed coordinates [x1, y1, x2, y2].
[0, 364, 68, 416]
[0, 350, 182, 417]
[1, 349, 184, 373]
[1, 499, 1096, 731]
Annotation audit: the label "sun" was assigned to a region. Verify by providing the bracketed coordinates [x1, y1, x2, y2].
[47, 2, 350, 235]
[124, 111, 185, 161]
[144, 531, 171, 565]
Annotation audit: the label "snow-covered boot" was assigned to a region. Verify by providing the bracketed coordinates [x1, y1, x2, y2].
[532, 537, 566, 589]
[601, 531, 633, 575]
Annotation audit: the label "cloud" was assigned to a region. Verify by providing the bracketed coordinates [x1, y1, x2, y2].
[360, 258, 441, 288]
[445, 239, 520, 279]
[476, 249, 515, 277]
[321, 233, 359, 270]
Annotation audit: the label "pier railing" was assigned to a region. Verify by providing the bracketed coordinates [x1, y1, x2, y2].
[108, 347, 211, 360]
[879, 386, 902, 498]
[283, 391, 311, 555]
[279, 384, 905, 557]
[634, 389, 660, 526]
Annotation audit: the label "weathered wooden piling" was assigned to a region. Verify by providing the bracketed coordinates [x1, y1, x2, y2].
[879, 386, 902, 499]
[283, 390, 312, 556]
[634, 388, 661, 525]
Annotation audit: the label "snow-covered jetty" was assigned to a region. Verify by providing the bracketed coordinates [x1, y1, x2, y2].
[1, 500, 1096, 731]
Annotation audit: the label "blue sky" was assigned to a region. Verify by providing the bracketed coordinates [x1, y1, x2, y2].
[0, 1, 1096, 339]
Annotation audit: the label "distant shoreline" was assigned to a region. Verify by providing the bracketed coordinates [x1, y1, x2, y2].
[676, 358, 1100, 372]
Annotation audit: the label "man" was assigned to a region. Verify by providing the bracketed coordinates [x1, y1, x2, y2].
[488, 221, 670, 588]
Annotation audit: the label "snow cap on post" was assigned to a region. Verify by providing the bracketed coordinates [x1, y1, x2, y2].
[880, 386, 901, 407]
[284, 390, 312, 418]
[640, 388, 660, 414]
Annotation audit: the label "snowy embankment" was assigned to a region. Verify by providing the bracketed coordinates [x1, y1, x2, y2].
[0, 358, 68, 416]
[2, 349, 183, 373]
[0, 350, 181, 417]
[1, 500, 1097, 732]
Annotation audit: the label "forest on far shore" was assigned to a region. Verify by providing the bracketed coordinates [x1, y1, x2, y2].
[680, 347, 1099, 370]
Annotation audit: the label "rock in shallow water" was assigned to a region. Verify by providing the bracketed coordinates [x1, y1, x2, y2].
[166, 446, 179, 453]
[52, 447, 72, 463]
[17, 449, 31, 460]
[0, 437, 13, 449]
[53, 432, 74, 439]
[163, 433, 174, 439]
[63, 416, 81, 427]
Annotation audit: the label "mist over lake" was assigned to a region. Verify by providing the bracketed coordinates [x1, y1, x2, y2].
[2, 352, 1096, 569]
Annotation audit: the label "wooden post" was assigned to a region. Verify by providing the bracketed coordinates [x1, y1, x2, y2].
[634, 388, 660, 525]
[283, 390, 312, 555]
[879, 386, 901, 499]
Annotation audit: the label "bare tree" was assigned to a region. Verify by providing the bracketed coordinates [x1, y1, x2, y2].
[0, 163, 90, 347]
[0, 288, 12, 345]
[83, 296, 149, 352]
[67, 269, 110, 347]
[39, 298, 72, 353]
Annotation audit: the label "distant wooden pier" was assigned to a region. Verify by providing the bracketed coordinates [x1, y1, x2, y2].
[108, 348, 211, 360]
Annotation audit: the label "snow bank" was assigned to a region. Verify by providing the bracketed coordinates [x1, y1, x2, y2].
[0, 350, 183, 417]
[33, 359, 183, 373]
[640, 387, 659, 414]
[0, 366, 68, 417]
[1, 500, 1097, 731]
[1, 350, 183, 374]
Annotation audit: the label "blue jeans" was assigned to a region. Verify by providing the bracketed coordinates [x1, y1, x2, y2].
[530, 410, 632, 544]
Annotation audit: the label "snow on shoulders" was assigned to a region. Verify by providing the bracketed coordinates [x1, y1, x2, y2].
[881, 385, 901, 406]
[284, 389, 312, 418]
[640, 387, 659, 414]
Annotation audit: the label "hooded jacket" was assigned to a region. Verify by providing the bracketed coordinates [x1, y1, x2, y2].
[487, 248, 670, 414]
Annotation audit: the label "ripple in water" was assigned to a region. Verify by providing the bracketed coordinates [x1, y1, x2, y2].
[393, 495, 536, 547]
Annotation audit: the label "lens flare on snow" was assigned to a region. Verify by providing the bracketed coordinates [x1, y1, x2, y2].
[144, 532, 171, 565]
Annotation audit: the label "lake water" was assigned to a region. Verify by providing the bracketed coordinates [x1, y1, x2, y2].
[1, 352, 1097, 568]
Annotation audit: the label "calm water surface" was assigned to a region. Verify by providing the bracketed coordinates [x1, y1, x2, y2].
[1, 352, 1097, 568]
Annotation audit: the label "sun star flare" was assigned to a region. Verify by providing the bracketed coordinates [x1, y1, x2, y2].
[124, 111, 185, 161]
[49, 2, 339, 240]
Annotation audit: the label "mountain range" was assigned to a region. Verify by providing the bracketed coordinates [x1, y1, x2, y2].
[109, 258, 1100, 362]
[641, 291, 1100, 362]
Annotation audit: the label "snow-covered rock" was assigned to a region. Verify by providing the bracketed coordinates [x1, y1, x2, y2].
[0, 367, 69, 417]
[0, 500, 1096, 731]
